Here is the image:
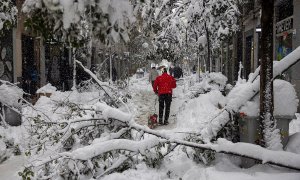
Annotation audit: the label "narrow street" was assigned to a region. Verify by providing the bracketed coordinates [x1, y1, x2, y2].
[128, 74, 185, 129]
[2, 0, 300, 179]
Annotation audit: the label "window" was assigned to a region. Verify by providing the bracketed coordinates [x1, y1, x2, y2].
[276, 0, 293, 22]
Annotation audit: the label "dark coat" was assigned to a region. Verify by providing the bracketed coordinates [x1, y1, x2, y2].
[173, 66, 183, 79]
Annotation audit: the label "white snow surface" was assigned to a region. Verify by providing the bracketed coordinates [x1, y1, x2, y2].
[1, 73, 300, 179]
[0, 83, 23, 108]
[240, 79, 299, 116]
[208, 72, 228, 88]
[36, 83, 57, 94]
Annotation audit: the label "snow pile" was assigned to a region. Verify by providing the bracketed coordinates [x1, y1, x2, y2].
[177, 90, 225, 132]
[240, 79, 299, 116]
[285, 132, 300, 154]
[36, 83, 57, 94]
[185, 73, 228, 99]
[208, 72, 228, 89]
[0, 83, 23, 108]
[274, 80, 299, 116]
[200, 72, 228, 91]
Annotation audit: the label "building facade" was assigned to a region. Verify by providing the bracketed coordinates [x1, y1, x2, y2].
[239, 0, 300, 112]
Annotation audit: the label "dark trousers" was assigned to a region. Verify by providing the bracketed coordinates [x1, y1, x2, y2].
[159, 94, 172, 123]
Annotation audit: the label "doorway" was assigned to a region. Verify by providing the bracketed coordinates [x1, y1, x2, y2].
[22, 35, 37, 95]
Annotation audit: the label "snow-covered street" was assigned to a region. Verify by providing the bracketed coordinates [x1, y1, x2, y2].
[128, 74, 185, 129]
[1, 73, 300, 179]
[2, 0, 300, 179]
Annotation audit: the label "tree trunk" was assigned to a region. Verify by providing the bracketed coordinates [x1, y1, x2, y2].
[205, 23, 211, 72]
[72, 48, 77, 90]
[259, 0, 281, 150]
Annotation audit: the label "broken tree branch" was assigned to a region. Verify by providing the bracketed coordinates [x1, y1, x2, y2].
[200, 47, 300, 142]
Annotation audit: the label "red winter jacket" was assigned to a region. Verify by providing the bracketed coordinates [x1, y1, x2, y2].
[153, 72, 176, 95]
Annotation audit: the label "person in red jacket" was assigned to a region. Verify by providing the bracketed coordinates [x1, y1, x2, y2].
[153, 68, 176, 125]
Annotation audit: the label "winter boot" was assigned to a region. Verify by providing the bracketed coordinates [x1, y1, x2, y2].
[159, 118, 163, 125]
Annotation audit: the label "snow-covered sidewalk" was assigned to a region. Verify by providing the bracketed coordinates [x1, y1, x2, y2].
[128, 75, 185, 129]
[0, 155, 26, 179]
[1, 73, 300, 180]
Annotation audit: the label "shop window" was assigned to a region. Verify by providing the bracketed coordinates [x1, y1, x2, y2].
[276, 33, 292, 61]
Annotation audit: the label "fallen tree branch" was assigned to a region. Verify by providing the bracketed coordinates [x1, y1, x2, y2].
[95, 153, 138, 179]
[128, 121, 300, 171]
[56, 116, 300, 171]
[75, 60, 119, 108]
[200, 47, 300, 142]
[89, 102, 300, 171]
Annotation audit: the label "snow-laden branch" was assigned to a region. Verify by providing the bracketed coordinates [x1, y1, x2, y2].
[172, 138, 300, 171]
[62, 136, 164, 160]
[75, 60, 114, 98]
[95, 153, 137, 179]
[53, 102, 300, 171]
[22, 48, 300, 178]
[22, 0, 135, 43]
[0, 0, 17, 30]
[75, 60, 127, 108]
[200, 46, 300, 142]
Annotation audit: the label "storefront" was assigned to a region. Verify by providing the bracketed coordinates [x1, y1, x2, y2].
[275, 16, 293, 60]
[275, 0, 293, 61]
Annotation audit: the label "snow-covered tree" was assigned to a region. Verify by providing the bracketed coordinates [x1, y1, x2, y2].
[22, 0, 135, 45]
[151, 0, 241, 71]
[139, 0, 177, 36]
[15, 54, 300, 178]
[0, 0, 17, 33]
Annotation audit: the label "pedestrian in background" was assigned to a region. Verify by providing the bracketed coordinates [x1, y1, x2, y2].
[173, 65, 183, 79]
[153, 68, 176, 125]
[149, 65, 159, 87]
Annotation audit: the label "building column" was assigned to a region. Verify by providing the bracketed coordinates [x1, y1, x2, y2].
[40, 39, 46, 86]
[14, 23, 22, 83]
